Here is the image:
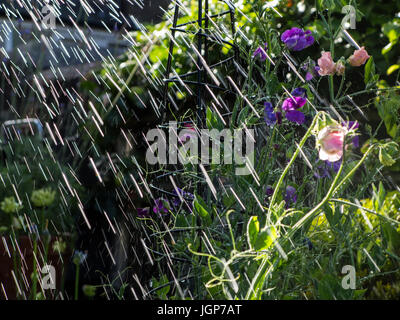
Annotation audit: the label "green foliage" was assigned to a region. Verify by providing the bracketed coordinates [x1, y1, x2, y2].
[85, 0, 400, 300]
[193, 194, 212, 226]
[254, 227, 277, 252]
[375, 92, 400, 140]
[0, 137, 82, 234]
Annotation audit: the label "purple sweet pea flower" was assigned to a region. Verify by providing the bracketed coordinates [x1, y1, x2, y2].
[282, 96, 307, 124]
[281, 27, 314, 51]
[305, 72, 314, 81]
[284, 186, 297, 208]
[264, 102, 277, 126]
[153, 198, 170, 214]
[172, 188, 194, 209]
[282, 96, 307, 111]
[313, 66, 321, 77]
[301, 60, 320, 81]
[291, 87, 307, 98]
[326, 159, 342, 172]
[352, 136, 359, 148]
[342, 121, 359, 130]
[315, 159, 342, 179]
[266, 185, 274, 197]
[137, 207, 150, 218]
[285, 110, 306, 124]
[171, 197, 180, 207]
[314, 165, 331, 179]
[253, 43, 268, 61]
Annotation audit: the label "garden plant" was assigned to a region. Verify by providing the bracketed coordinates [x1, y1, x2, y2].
[86, 0, 400, 300]
[1, 0, 400, 301]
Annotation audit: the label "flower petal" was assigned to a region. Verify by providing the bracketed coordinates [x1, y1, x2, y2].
[286, 110, 305, 124]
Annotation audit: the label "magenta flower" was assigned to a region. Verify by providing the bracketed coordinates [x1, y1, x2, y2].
[282, 96, 307, 111]
[153, 198, 170, 214]
[282, 95, 307, 125]
[281, 27, 314, 51]
[183, 123, 195, 130]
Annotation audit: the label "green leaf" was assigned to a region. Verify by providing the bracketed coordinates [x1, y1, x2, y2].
[254, 227, 277, 251]
[382, 222, 400, 255]
[206, 107, 223, 130]
[378, 182, 386, 211]
[364, 57, 376, 85]
[175, 214, 190, 228]
[247, 216, 260, 249]
[156, 275, 170, 298]
[382, 20, 400, 43]
[379, 148, 396, 166]
[378, 142, 399, 167]
[353, 289, 367, 299]
[372, 182, 386, 212]
[375, 94, 400, 139]
[236, 106, 249, 127]
[194, 194, 212, 226]
[222, 194, 236, 207]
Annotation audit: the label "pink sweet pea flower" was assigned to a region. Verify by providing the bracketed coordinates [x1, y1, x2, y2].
[348, 47, 370, 67]
[318, 126, 347, 162]
[317, 52, 336, 76]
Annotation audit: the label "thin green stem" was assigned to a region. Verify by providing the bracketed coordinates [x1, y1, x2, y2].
[337, 87, 398, 103]
[291, 145, 376, 233]
[291, 151, 346, 232]
[332, 145, 375, 195]
[329, 75, 335, 102]
[266, 112, 322, 222]
[335, 74, 346, 100]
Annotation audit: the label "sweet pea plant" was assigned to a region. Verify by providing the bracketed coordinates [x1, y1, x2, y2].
[88, 0, 400, 299]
